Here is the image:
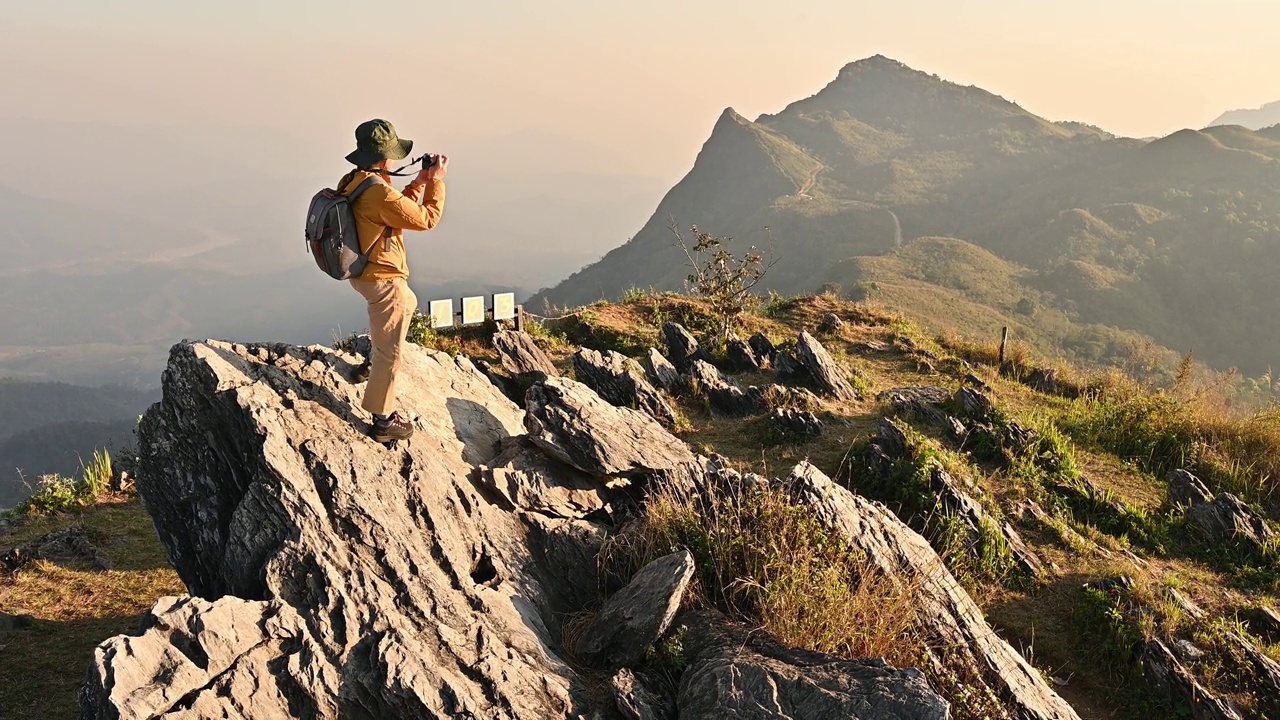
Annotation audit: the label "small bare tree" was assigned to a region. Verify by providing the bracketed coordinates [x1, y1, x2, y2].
[671, 220, 778, 339]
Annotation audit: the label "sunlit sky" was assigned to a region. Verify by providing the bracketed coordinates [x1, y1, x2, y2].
[4, 0, 1278, 181]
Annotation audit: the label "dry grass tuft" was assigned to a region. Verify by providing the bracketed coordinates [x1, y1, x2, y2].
[600, 479, 924, 667]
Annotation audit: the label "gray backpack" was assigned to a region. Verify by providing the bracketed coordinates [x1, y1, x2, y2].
[305, 176, 391, 280]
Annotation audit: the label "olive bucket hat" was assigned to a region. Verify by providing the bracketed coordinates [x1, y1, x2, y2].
[345, 119, 413, 168]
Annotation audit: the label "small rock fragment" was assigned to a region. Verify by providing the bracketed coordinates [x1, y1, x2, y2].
[1167, 469, 1214, 507]
[818, 312, 843, 333]
[725, 335, 760, 373]
[795, 332, 858, 401]
[747, 333, 775, 365]
[641, 348, 682, 394]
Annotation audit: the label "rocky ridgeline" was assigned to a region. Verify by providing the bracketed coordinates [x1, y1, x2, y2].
[80, 329, 1085, 719]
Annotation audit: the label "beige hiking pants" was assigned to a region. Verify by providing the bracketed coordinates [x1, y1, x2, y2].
[350, 277, 418, 416]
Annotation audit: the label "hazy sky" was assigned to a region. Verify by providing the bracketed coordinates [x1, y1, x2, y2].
[3, 0, 1278, 182]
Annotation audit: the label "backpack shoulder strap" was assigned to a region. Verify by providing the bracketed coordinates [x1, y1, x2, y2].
[344, 174, 393, 257]
[345, 174, 386, 202]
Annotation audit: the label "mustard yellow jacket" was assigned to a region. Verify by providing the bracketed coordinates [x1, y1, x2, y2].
[338, 170, 446, 282]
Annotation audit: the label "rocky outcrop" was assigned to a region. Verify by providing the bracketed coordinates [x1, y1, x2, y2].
[88, 337, 1076, 719]
[818, 312, 844, 334]
[109, 340, 605, 718]
[796, 331, 860, 401]
[494, 329, 560, 377]
[785, 462, 1080, 720]
[573, 348, 677, 427]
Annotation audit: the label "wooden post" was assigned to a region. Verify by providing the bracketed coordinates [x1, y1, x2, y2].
[998, 327, 1009, 366]
[515, 306, 526, 333]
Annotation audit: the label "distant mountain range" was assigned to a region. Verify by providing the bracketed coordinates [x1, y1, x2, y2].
[533, 56, 1280, 375]
[1210, 100, 1280, 131]
[0, 380, 158, 508]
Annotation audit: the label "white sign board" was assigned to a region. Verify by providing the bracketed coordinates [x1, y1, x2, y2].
[429, 299, 453, 329]
[461, 296, 485, 325]
[493, 292, 516, 321]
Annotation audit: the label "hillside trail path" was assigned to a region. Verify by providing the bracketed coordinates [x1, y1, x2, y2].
[797, 161, 824, 197]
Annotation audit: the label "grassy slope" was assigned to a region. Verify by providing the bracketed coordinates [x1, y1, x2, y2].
[0, 499, 183, 719]
[519, 293, 1280, 719]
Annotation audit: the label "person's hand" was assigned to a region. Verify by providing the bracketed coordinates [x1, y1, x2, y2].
[417, 154, 448, 183]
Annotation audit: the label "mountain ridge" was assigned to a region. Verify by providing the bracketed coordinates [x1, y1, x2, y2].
[532, 56, 1280, 376]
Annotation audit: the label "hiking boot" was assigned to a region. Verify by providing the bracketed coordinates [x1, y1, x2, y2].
[352, 359, 372, 383]
[371, 411, 414, 443]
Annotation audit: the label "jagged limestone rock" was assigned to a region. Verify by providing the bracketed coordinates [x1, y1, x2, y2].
[1186, 493, 1276, 554]
[773, 349, 803, 381]
[525, 375, 700, 481]
[878, 386, 953, 426]
[1168, 469, 1214, 507]
[676, 609, 951, 720]
[641, 348, 681, 394]
[1142, 639, 1243, 720]
[818, 312, 844, 333]
[784, 462, 1081, 720]
[478, 438, 613, 520]
[661, 322, 704, 372]
[725, 335, 760, 373]
[611, 669, 674, 720]
[955, 387, 993, 420]
[81, 596, 316, 720]
[687, 360, 761, 417]
[104, 340, 600, 719]
[494, 329, 560, 377]
[577, 550, 695, 671]
[768, 408, 824, 441]
[796, 331, 859, 401]
[573, 348, 677, 428]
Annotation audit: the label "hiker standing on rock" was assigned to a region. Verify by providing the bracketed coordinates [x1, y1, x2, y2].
[339, 119, 448, 442]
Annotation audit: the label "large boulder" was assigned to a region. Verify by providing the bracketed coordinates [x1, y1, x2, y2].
[525, 375, 700, 482]
[573, 348, 677, 428]
[101, 340, 602, 718]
